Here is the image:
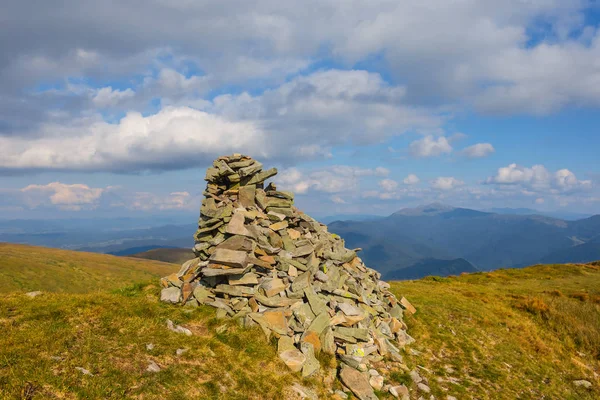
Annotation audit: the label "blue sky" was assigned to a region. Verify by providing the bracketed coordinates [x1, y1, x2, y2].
[1, 0, 599, 219]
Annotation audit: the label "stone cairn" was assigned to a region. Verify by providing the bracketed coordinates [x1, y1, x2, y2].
[161, 155, 415, 398]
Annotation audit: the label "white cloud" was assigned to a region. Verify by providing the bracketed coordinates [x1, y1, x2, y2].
[535, 197, 545, 204]
[410, 135, 453, 157]
[431, 177, 465, 190]
[330, 195, 347, 204]
[20, 182, 107, 210]
[486, 163, 592, 193]
[0, 70, 443, 172]
[379, 179, 398, 191]
[461, 143, 495, 158]
[129, 191, 196, 211]
[0, 182, 198, 213]
[92, 87, 135, 107]
[0, 107, 267, 172]
[403, 174, 420, 185]
[278, 165, 389, 194]
[1, 0, 599, 138]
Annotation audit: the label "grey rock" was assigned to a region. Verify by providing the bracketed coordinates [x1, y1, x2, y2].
[160, 287, 181, 303]
[338, 302, 362, 316]
[573, 380, 592, 389]
[339, 365, 378, 400]
[279, 349, 306, 372]
[225, 211, 252, 237]
[209, 247, 248, 268]
[176, 348, 189, 356]
[147, 361, 161, 373]
[291, 383, 318, 400]
[389, 385, 409, 399]
[300, 342, 320, 377]
[369, 375, 384, 391]
[410, 369, 423, 383]
[166, 319, 192, 336]
[306, 312, 330, 336]
[417, 383, 431, 393]
[75, 367, 94, 376]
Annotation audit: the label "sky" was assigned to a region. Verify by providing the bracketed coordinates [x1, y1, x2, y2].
[1, 0, 599, 219]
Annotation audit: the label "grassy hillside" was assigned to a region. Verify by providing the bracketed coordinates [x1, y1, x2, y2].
[0, 285, 331, 400]
[384, 258, 479, 280]
[0, 243, 176, 293]
[128, 247, 194, 265]
[0, 244, 598, 399]
[391, 263, 600, 399]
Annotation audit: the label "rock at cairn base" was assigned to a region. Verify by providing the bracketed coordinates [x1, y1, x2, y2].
[160, 154, 415, 379]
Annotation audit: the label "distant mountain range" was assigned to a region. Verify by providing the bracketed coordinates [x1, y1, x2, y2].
[1, 204, 598, 280]
[482, 207, 592, 221]
[328, 203, 600, 278]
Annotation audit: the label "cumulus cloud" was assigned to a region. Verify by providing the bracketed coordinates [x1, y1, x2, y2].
[0, 1, 599, 175]
[19, 182, 107, 210]
[0, 70, 443, 172]
[431, 177, 465, 190]
[461, 143, 495, 158]
[0, 0, 599, 140]
[486, 163, 592, 192]
[0, 107, 267, 172]
[379, 179, 399, 191]
[410, 136, 453, 157]
[278, 165, 389, 194]
[0, 181, 199, 212]
[330, 195, 347, 204]
[129, 191, 196, 211]
[92, 87, 136, 107]
[403, 174, 420, 185]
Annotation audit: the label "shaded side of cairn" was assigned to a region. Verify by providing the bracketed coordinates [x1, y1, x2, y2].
[160, 154, 415, 380]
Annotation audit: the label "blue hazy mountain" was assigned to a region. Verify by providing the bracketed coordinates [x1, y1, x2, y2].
[2, 204, 598, 279]
[329, 203, 600, 277]
[483, 207, 592, 221]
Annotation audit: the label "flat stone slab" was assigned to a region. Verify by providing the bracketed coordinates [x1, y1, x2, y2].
[279, 349, 306, 372]
[161, 287, 181, 303]
[209, 248, 248, 268]
[339, 365, 378, 400]
[400, 297, 416, 314]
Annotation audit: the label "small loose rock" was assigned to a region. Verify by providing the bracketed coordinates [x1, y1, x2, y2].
[75, 367, 93, 376]
[176, 348, 189, 356]
[146, 361, 161, 373]
[166, 319, 192, 336]
[573, 380, 592, 389]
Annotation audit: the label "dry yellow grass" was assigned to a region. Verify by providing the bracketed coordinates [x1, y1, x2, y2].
[0, 243, 176, 293]
[389, 263, 600, 399]
[1, 243, 598, 399]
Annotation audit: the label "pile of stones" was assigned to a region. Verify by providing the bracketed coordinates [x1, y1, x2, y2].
[161, 155, 416, 399]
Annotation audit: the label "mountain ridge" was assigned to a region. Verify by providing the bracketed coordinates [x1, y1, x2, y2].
[329, 203, 600, 277]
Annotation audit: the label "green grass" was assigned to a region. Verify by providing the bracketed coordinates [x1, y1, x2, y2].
[0, 284, 328, 399]
[0, 243, 177, 293]
[129, 248, 194, 265]
[1, 243, 598, 399]
[389, 263, 600, 399]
